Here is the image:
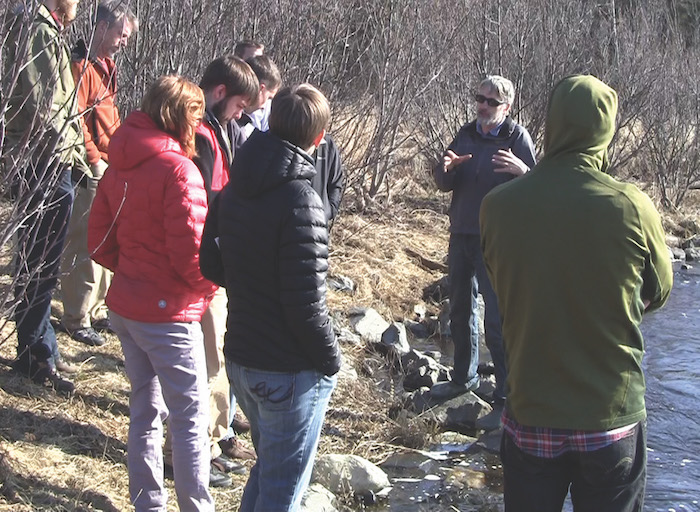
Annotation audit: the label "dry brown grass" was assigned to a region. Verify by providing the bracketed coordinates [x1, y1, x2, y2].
[0, 192, 454, 511]
[1, 184, 697, 511]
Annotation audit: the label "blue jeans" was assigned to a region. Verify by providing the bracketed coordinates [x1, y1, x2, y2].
[501, 422, 647, 512]
[448, 233, 506, 398]
[14, 165, 74, 369]
[227, 359, 336, 512]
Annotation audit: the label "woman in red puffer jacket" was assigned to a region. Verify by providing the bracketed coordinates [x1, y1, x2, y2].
[88, 75, 216, 512]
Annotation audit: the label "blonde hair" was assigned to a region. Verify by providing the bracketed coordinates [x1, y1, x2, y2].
[140, 75, 204, 158]
[269, 84, 330, 149]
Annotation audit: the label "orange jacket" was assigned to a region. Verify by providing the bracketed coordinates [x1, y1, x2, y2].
[72, 40, 120, 165]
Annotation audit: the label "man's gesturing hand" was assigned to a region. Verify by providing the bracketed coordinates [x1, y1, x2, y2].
[443, 150, 472, 172]
[492, 148, 529, 176]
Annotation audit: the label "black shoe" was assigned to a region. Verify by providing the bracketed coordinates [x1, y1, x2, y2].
[13, 351, 75, 393]
[92, 317, 115, 334]
[212, 455, 246, 475]
[68, 327, 105, 346]
[209, 463, 233, 488]
[430, 379, 479, 400]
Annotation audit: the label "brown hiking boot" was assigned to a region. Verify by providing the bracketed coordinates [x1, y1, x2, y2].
[231, 413, 250, 434]
[219, 437, 256, 460]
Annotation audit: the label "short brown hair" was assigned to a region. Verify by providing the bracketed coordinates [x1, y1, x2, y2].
[245, 54, 282, 91]
[199, 56, 259, 103]
[141, 75, 204, 158]
[233, 40, 264, 59]
[268, 84, 330, 149]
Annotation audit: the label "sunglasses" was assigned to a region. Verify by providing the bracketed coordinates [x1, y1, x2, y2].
[475, 94, 505, 107]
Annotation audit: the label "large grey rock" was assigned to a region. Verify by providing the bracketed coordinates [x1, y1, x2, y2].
[380, 322, 411, 355]
[328, 275, 355, 293]
[301, 483, 338, 512]
[404, 389, 492, 432]
[670, 246, 686, 261]
[404, 319, 430, 339]
[312, 454, 391, 496]
[685, 247, 700, 261]
[337, 327, 362, 345]
[401, 350, 449, 391]
[349, 308, 390, 344]
[381, 449, 447, 475]
[337, 359, 358, 382]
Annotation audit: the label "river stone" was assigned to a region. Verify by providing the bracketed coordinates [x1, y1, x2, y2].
[381, 449, 447, 475]
[405, 390, 492, 432]
[681, 234, 700, 248]
[404, 319, 430, 339]
[670, 247, 686, 261]
[312, 454, 391, 496]
[444, 466, 487, 490]
[337, 359, 358, 382]
[685, 247, 700, 261]
[666, 234, 682, 248]
[475, 426, 503, 454]
[301, 483, 337, 512]
[401, 350, 446, 391]
[337, 327, 362, 345]
[328, 274, 355, 293]
[349, 308, 390, 344]
[380, 322, 411, 355]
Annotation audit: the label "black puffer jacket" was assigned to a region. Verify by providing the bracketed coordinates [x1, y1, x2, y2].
[200, 130, 340, 376]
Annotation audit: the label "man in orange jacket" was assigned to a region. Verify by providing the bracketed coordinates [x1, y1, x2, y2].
[60, 1, 137, 347]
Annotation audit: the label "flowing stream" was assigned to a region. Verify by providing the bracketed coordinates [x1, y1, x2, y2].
[372, 266, 700, 511]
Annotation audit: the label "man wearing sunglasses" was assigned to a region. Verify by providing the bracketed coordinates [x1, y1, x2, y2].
[431, 76, 536, 422]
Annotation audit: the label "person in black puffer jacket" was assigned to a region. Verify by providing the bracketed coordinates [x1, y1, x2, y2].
[200, 83, 340, 512]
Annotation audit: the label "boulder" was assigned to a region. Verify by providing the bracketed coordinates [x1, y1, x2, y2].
[404, 319, 430, 339]
[669, 247, 686, 261]
[401, 350, 448, 391]
[349, 308, 390, 344]
[685, 247, 700, 261]
[312, 454, 391, 497]
[301, 483, 338, 512]
[337, 327, 362, 345]
[404, 389, 492, 432]
[328, 275, 355, 293]
[381, 449, 447, 475]
[380, 322, 411, 355]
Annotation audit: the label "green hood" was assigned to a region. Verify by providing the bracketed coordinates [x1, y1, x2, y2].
[542, 75, 618, 174]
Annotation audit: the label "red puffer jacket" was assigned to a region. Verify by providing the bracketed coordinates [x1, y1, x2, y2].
[88, 111, 216, 323]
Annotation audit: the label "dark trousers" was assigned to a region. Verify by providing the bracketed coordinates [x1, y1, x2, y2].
[14, 164, 74, 369]
[501, 422, 647, 512]
[448, 233, 506, 397]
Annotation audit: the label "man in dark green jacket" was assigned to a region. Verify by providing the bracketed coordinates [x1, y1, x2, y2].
[480, 75, 672, 511]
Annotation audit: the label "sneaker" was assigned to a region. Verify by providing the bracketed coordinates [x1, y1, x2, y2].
[231, 413, 250, 434]
[219, 437, 256, 460]
[92, 317, 115, 334]
[211, 455, 246, 475]
[430, 379, 479, 400]
[209, 463, 233, 488]
[68, 327, 105, 347]
[55, 358, 79, 374]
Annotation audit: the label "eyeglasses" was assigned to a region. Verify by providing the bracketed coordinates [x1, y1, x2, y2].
[475, 94, 505, 107]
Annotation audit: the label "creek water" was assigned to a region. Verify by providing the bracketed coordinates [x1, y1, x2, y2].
[371, 266, 700, 511]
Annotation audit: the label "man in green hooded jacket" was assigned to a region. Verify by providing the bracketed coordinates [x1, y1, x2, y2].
[480, 75, 672, 511]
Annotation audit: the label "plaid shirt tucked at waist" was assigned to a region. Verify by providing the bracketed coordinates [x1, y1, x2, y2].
[502, 410, 638, 459]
